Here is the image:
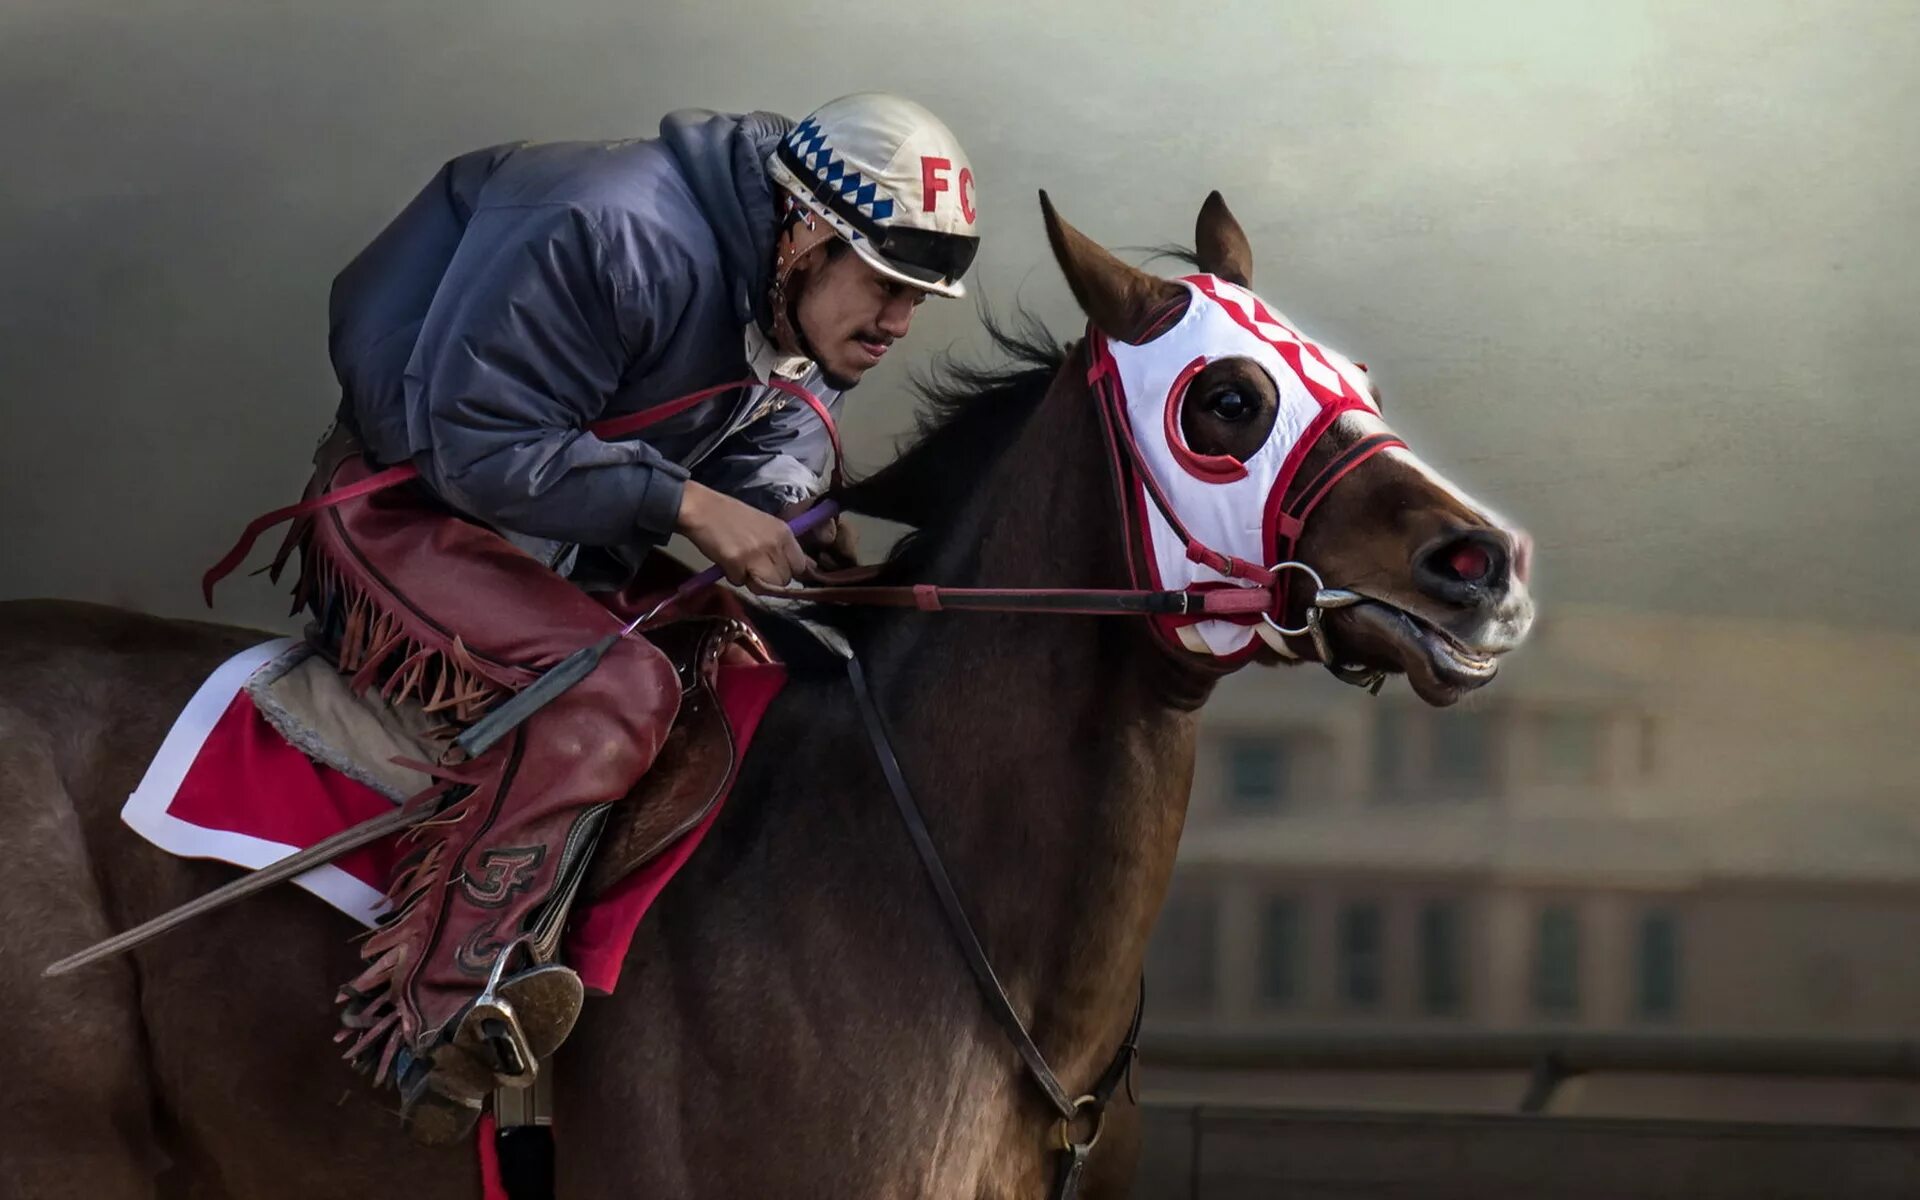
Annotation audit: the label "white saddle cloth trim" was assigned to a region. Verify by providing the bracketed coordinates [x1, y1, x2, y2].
[120, 637, 390, 927]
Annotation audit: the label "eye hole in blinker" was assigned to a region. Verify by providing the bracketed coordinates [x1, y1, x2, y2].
[1164, 356, 1251, 483]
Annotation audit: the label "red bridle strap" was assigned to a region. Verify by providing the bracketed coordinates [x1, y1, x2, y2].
[1267, 430, 1406, 621]
[1086, 334, 1278, 588]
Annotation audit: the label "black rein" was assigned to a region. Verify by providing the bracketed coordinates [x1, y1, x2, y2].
[844, 651, 1143, 1198]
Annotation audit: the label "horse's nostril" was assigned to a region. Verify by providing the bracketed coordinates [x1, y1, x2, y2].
[1416, 533, 1510, 605]
[1446, 542, 1492, 584]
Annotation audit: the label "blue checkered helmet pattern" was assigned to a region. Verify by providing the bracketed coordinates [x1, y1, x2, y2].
[768, 92, 980, 298]
[784, 116, 899, 224]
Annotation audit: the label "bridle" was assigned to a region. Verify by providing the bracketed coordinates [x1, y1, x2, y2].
[777, 323, 1406, 692]
[1084, 317, 1404, 686]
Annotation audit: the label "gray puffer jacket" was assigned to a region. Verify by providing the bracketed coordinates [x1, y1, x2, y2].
[327, 109, 842, 550]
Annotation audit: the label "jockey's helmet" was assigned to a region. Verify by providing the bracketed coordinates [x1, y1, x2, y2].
[768, 92, 980, 298]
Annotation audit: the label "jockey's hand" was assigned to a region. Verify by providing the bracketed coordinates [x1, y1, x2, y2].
[779, 500, 861, 576]
[675, 482, 811, 589]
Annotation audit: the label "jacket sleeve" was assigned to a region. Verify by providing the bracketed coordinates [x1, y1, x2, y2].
[690, 386, 844, 514]
[409, 203, 692, 545]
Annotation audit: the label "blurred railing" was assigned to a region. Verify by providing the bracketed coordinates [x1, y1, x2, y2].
[1132, 1103, 1920, 1200]
[1143, 1028, 1920, 1111]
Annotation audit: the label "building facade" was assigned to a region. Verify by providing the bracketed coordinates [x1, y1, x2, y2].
[1146, 608, 1920, 1121]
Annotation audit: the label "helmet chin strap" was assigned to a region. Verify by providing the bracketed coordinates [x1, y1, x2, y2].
[768, 194, 847, 379]
[771, 264, 862, 393]
[767, 260, 813, 358]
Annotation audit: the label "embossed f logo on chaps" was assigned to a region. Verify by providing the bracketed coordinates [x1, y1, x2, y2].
[461, 845, 546, 908]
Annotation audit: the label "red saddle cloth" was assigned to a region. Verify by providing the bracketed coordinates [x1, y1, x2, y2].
[122, 638, 787, 995]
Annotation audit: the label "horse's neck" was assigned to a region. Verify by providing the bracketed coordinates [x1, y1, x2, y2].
[858, 372, 1202, 1083]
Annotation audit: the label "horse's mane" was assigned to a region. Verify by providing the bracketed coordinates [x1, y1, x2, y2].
[832, 237, 1203, 561]
[833, 306, 1067, 583]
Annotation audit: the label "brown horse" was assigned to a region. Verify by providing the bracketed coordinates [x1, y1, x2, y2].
[0, 193, 1531, 1199]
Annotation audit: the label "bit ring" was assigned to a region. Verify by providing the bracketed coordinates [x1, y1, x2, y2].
[1259, 561, 1327, 638]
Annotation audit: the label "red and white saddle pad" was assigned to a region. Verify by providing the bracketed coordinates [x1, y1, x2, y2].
[123, 638, 788, 993]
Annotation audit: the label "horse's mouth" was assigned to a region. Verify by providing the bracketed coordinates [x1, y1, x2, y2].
[1321, 601, 1501, 707]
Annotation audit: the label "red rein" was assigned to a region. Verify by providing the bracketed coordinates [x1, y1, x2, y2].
[202, 362, 1337, 630]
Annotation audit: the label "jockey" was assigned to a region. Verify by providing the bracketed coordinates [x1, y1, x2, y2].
[303, 92, 979, 1135]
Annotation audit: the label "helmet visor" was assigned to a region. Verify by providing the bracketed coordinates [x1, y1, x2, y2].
[866, 225, 980, 290]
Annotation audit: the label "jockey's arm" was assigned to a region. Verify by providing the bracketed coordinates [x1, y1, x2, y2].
[413, 203, 694, 548]
[411, 203, 809, 585]
[691, 393, 855, 567]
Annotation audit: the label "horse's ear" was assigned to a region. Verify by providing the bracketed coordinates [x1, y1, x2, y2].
[1195, 191, 1253, 288]
[1039, 190, 1187, 344]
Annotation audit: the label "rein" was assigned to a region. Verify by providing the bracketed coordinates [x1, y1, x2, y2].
[756, 581, 1274, 617]
[845, 652, 1140, 1198]
[749, 337, 1404, 683]
[207, 347, 1392, 663]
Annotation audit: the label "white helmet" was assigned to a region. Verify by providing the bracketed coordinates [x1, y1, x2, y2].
[768, 92, 981, 298]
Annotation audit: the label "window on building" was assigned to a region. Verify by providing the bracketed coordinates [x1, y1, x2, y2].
[1339, 902, 1384, 1009]
[1540, 711, 1600, 784]
[1371, 706, 1407, 799]
[1146, 886, 1218, 1015]
[1432, 708, 1494, 795]
[1419, 901, 1464, 1016]
[1225, 739, 1287, 813]
[1532, 904, 1581, 1017]
[1258, 897, 1303, 1007]
[1636, 911, 1680, 1020]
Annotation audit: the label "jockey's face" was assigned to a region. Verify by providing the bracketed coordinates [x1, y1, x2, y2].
[792, 246, 927, 389]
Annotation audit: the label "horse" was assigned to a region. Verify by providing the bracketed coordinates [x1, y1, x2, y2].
[0, 191, 1533, 1199]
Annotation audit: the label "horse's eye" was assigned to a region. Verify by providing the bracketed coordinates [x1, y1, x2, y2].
[1204, 388, 1254, 422]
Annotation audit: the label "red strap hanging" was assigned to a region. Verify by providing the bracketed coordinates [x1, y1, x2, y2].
[203, 377, 840, 604]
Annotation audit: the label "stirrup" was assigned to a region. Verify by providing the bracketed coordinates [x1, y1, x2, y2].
[450, 950, 584, 1091]
[399, 953, 578, 1148]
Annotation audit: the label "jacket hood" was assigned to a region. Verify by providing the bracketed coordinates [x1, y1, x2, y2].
[659, 108, 793, 327]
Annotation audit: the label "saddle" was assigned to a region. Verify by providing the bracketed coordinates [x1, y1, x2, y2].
[248, 615, 770, 904]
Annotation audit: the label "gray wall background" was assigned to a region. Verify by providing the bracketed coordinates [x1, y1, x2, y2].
[3, 0, 1915, 635]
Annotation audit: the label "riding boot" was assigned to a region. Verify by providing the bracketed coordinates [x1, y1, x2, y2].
[334, 634, 679, 1139]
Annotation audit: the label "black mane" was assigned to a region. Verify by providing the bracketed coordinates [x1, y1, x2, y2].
[831, 243, 1199, 566]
